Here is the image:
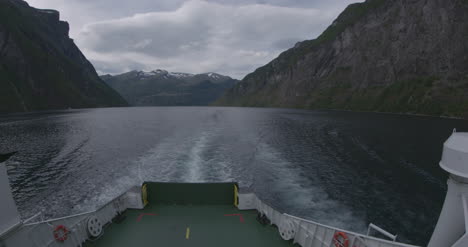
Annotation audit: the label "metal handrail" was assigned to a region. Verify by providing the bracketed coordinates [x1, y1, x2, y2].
[0, 222, 22, 239]
[285, 213, 416, 247]
[23, 185, 137, 226]
[24, 210, 97, 226]
[367, 223, 397, 241]
[22, 212, 43, 224]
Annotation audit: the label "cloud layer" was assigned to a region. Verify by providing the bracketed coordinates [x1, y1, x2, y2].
[27, 0, 359, 79]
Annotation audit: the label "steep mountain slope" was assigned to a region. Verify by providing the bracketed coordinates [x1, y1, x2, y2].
[217, 0, 468, 118]
[0, 0, 127, 113]
[101, 70, 238, 106]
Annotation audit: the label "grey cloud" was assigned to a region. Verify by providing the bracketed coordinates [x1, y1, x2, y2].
[82, 14, 211, 58]
[79, 0, 350, 78]
[272, 38, 302, 50]
[209, 0, 360, 9]
[26, 0, 361, 79]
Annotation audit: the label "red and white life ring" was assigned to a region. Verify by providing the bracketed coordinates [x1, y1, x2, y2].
[333, 231, 349, 247]
[53, 225, 69, 242]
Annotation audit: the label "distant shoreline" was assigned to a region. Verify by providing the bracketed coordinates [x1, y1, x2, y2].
[0, 105, 466, 121]
[323, 108, 465, 120]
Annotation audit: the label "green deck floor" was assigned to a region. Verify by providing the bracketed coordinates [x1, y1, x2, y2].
[84, 203, 296, 247]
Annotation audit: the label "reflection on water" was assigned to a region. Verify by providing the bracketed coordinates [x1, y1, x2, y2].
[1, 107, 467, 245]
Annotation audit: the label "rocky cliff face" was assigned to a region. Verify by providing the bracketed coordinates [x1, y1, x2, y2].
[0, 0, 127, 113]
[101, 70, 238, 106]
[218, 0, 468, 118]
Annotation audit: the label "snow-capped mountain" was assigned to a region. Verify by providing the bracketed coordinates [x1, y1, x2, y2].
[131, 70, 231, 82]
[101, 70, 238, 106]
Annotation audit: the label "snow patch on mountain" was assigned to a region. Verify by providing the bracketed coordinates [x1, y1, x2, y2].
[207, 73, 220, 79]
[135, 70, 233, 82]
[170, 72, 194, 78]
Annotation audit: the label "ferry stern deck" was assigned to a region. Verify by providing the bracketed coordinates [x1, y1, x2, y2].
[84, 203, 295, 247]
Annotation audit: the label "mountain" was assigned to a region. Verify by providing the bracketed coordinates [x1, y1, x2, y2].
[101, 70, 238, 106]
[217, 0, 468, 118]
[0, 0, 127, 114]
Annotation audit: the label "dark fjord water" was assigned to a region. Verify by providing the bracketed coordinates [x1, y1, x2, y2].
[1, 107, 467, 245]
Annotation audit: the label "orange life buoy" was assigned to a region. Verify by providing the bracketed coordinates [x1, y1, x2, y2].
[53, 225, 69, 242]
[333, 231, 349, 247]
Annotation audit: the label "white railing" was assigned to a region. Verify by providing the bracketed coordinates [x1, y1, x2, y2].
[242, 193, 420, 247]
[1, 186, 143, 247]
[367, 223, 397, 241]
[2, 185, 422, 247]
[22, 212, 47, 225]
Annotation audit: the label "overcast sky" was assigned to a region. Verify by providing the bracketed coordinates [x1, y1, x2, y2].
[26, 0, 361, 79]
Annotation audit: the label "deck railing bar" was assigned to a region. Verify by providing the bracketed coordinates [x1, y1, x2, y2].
[284, 213, 418, 247]
[0, 221, 22, 239]
[23, 212, 42, 224]
[24, 210, 95, 226]
[367, 223, 397, 241]
[24, 186, 136, 226]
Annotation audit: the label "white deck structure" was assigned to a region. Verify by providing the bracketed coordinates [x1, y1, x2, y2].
[427, 131, 468, 247]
